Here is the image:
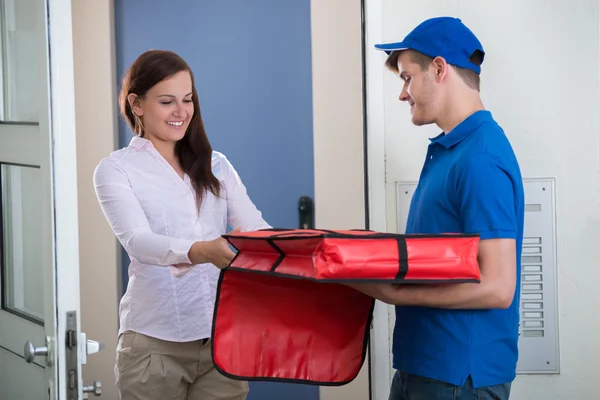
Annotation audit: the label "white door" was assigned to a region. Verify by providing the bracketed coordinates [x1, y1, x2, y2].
[0, 0, 96, 399]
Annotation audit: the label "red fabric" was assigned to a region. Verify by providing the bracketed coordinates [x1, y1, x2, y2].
[212, 270, 373, 385]
[212, 229, 480, 385]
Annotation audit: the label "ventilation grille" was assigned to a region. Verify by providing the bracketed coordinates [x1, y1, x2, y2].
[520, 235, 544, 338]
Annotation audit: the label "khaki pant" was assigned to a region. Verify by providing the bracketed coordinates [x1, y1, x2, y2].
[115, 331, 249, 400]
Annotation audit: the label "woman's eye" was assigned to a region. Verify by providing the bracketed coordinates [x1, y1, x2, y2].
[160, 100, 192, 105]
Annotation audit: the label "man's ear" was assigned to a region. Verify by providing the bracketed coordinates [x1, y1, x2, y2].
[432, 56, 449, 82]
[127, 93, 143, 117]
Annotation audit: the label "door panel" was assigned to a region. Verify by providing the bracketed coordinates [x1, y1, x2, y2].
[0, 348, 46, 400]
[0, 0, 85, 398]
[115, 1, 317, 399]
[0, 1, 51, 395]
[0, 126, 39, 165]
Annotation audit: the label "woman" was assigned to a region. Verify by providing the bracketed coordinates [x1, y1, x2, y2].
[94, 49, 270, 400]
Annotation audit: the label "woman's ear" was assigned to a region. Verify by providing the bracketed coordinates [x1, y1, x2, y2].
[127, 93, 143, 117]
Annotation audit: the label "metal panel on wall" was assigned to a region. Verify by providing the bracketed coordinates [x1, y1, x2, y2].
[393, 178, 560, 375]
[516, 178, 560, 374]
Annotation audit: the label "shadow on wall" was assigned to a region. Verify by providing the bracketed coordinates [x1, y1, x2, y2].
[114, 1, 316, 399]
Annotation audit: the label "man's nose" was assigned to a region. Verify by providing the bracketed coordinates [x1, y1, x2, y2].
[399, 88, 410, 102]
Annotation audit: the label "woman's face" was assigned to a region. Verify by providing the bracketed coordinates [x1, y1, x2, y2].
[129, 70, 195, 143]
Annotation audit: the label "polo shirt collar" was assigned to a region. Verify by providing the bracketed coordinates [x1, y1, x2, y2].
[430, 110, 493, 148]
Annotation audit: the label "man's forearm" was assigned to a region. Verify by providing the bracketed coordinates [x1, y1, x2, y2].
[386, 280, 513, 309]
[350, 277, 514, 310]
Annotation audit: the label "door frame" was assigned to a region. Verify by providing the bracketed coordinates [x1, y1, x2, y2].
[45, 0, 81, 398]
[363, 0, 393, 399]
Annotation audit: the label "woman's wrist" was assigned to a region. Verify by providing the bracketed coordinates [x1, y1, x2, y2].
[188, 241, 208, 265]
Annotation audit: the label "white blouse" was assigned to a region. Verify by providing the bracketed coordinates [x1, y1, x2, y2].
[94, 136, 270, 342]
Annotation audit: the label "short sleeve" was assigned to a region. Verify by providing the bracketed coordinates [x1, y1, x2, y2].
[454, 152, 518, 240]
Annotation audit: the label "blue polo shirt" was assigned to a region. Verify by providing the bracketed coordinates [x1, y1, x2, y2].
[393, 110, 524, 388]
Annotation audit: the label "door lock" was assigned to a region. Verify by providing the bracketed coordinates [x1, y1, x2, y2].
[63, 311, 105, 399]
[80, 332, 104, 365]
[83, 381, 102, 397]
[66, 311, 79, 399]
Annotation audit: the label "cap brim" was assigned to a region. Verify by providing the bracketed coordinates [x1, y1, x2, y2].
[374, 42, 409, 55]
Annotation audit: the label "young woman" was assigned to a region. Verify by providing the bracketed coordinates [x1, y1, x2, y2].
[94, 49, 270, 400]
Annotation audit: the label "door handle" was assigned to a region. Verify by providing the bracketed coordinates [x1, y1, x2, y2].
[24, 336, 53, 366]
[24, 341, 47, 362]
[298, 196, 314, 229]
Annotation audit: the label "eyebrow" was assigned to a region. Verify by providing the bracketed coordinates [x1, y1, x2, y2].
[157, 92, 193, 98]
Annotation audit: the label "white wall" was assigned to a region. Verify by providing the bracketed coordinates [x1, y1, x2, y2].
[368, 0, 600, 398]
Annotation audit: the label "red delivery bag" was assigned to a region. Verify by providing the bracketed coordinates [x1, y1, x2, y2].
[211, 229, 480, 386]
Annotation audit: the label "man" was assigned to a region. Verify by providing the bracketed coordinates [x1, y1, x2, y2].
[352, 17, 525, 399]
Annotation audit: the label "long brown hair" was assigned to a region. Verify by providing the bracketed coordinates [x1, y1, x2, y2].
[119, 50, 221, 205]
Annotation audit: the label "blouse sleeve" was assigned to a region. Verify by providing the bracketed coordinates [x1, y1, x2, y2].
[218, 154, 272, 232]
[93, 158, 195, 266]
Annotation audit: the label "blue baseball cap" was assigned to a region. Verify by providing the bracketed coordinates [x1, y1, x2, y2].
[374, 17, 485, 74]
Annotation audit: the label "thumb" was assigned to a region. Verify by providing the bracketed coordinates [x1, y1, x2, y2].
[229, 226, 242, 234]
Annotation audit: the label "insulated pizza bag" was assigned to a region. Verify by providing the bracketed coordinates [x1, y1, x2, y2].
[211, 229, 480, 385]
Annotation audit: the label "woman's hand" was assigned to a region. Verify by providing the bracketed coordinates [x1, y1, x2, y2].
[202, 237, 236, 268]
[188, 228, 240, 268]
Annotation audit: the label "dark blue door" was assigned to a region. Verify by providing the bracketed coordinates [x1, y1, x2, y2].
[114, 1, 318, 399]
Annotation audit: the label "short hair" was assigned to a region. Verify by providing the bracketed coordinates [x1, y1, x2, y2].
[384, 49, 484, 91]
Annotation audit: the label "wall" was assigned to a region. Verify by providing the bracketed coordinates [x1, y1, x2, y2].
[72, 1, 120, 399]
[370, 0, 600, 399]
[311, 0, 371, 399]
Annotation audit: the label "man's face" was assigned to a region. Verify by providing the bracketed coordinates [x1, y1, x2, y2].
[396, 51, 438, 126]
